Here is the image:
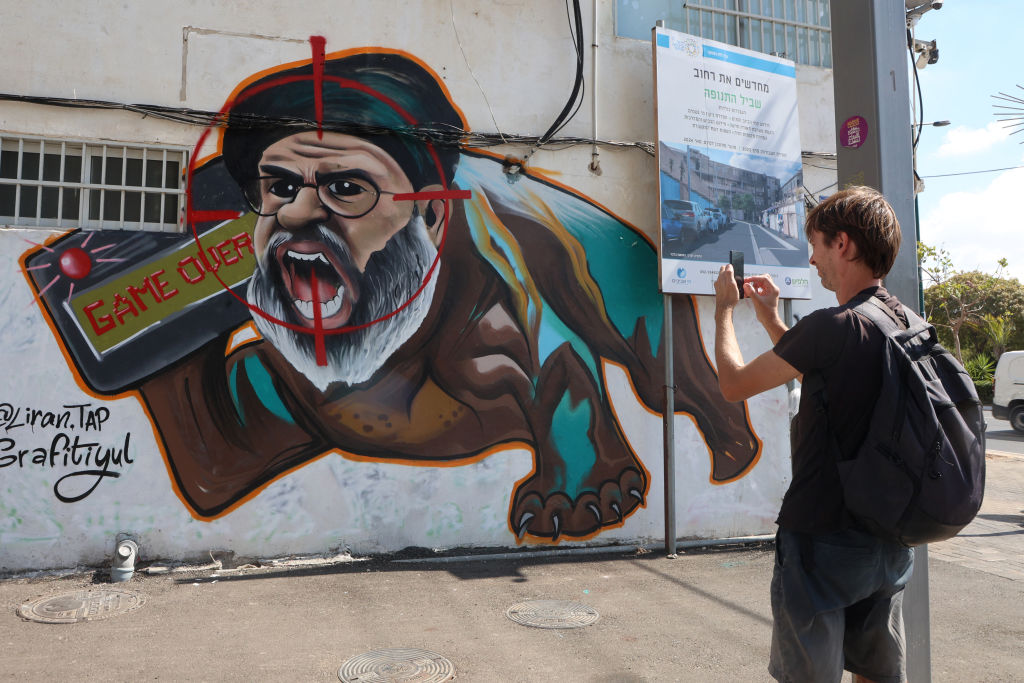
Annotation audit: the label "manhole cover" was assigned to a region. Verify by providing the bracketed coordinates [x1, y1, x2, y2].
[505, 599, 599, 629]
[338, 648, 455, 682]
[18, 589, 144, 624]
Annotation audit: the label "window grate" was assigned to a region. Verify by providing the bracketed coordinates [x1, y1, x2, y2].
[0, 134, 188, 232]
[616, 0, 832, 68]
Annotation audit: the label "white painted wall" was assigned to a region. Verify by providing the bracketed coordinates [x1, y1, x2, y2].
[0, 0, 837, 571]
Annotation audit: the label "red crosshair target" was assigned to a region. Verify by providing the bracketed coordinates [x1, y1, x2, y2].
[185, 39, 470, 366]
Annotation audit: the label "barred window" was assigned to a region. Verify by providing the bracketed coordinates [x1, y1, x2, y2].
[616, 0, 832, 68]
[0, 135, 188, 232]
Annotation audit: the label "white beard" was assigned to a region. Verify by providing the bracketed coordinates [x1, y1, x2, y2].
[247, 215, 438, 391]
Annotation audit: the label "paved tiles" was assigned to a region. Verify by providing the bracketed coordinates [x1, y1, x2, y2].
[928, 454, 1024, 581]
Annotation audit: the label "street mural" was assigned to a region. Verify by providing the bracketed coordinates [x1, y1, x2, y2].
[0, 401, 131, 503]
[19, 41, 762, 542]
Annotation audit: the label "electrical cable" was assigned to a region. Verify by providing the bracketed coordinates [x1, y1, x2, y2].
[541, 0, 585, 143]
[547, 0, 586, 141]
[908, 28, 925, 150]
[450, 0, 507, 143]
[921, 164, 1024, 179]
[810, 180, 839, 195]
[0, 92, 658, 154]
[520, 0, 586, 167]
[2, 4, 590, 170]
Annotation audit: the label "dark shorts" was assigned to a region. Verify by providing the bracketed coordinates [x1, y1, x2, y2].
[768, 527, 915, 683]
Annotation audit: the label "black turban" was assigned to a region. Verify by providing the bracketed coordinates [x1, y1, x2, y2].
[221, 51, 466, 192]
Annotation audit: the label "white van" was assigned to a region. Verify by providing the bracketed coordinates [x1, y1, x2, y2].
[992, 350, 1024, 433]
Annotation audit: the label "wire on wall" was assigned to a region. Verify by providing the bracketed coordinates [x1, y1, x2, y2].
[513, 0, 587, 174]
[0, 92, 654, 157]
[449, 0, 507, 144]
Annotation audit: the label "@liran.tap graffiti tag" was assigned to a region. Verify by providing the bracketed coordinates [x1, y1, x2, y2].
[0, 402, 132, 503]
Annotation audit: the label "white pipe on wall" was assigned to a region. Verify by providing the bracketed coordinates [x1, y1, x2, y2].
[589, 0, 602, 175]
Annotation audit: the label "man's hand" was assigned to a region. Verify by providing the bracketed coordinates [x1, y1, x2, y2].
[744, 274, 779, 324]
[715, 264, 741, 313]
[713, 267, 799, 402]
[742, 274, 788, 344]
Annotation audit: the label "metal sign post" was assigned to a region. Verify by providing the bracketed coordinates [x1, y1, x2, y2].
[830, 2, 930, 681]
[663, 294, 677, 557]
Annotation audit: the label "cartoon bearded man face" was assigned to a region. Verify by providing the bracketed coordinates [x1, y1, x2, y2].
[220, 53, 462, 391]
[241, 130, 444, 390]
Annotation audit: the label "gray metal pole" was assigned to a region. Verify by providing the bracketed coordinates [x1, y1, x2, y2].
[663, 294, 677, 557]
[830, 2, 930, 681]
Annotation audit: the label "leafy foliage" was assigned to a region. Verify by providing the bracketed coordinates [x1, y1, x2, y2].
[963, 353, 996, 403]
[732, 193, 756, 220]
[919, 243, 1024, 363]
[977, 313, 1016, 360]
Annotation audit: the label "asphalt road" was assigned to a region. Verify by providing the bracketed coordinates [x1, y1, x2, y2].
[984, 407, 1023, 455]
[664, 220, 808, 268]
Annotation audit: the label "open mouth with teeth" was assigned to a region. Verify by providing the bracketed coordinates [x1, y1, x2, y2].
[274, 240, 357, 329]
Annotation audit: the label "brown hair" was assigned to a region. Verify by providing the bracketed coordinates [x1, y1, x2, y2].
[804, 186, 902, 277]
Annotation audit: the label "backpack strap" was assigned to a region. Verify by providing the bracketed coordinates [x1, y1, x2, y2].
[852, 295, 905, 334]
[852, 295, 938, 349]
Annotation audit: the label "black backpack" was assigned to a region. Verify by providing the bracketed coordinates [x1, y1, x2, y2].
[805, 296, 986, 547]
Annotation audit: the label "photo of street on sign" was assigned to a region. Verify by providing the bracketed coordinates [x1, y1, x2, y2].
[653, 27, 812, 298]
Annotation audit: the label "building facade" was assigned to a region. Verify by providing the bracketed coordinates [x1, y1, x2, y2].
[0, 0, 837, 571]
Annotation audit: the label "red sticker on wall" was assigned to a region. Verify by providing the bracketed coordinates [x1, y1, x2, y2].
[841, 115, 868, 149]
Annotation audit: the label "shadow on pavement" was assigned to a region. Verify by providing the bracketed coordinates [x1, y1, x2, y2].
[630, 556, 772, 627]
[974, 513, 1024, 527]
[172, 548, 647, 585]
[985, 429, 1024, 442]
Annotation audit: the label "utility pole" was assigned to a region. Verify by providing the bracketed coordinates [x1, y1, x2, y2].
[830, 2, 930, 681]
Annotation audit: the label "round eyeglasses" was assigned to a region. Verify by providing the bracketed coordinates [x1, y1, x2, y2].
[242, 171, 397, 219]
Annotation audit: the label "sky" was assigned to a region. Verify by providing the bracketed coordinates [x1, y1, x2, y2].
[912, 0, 1024, 283]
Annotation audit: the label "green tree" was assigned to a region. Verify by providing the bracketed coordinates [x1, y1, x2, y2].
[963, 353, 996, 404]
[920, 244, 986, 363]
[976, 313, 1015, 361]
[733, 193, 755, 220]
[920, 244, 1024, 362]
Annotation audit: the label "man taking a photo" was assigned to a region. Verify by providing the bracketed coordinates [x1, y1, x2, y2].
[713, 186, 915, 683]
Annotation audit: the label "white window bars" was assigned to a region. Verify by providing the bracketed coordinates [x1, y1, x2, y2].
[618, 0, 832, 68]
[0, 134, 188, 232]
[681, 0, 831, 68]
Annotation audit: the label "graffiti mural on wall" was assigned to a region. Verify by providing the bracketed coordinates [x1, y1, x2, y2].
[0, 401, 132, 502]
[21, 41, 762, 541]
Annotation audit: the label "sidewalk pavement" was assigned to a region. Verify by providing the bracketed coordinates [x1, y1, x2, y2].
[0, 455, 1020, 682]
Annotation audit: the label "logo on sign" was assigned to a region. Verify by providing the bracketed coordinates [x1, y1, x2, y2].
[677, 267, 687, 279]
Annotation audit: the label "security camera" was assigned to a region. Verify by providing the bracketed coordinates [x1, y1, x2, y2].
[907, 0, 943, 24]
[913, 38, 939, 68]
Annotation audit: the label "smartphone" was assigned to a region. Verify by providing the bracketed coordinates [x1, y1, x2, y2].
[729, 250, 745, 298]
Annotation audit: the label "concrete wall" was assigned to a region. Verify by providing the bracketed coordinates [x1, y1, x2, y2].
[0, 0, 837, 572]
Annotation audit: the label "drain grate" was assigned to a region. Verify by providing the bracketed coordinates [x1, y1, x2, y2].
[18, 589, 144, 624]
[505, 599, 599, 629]
[338, 648, 455, 683]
